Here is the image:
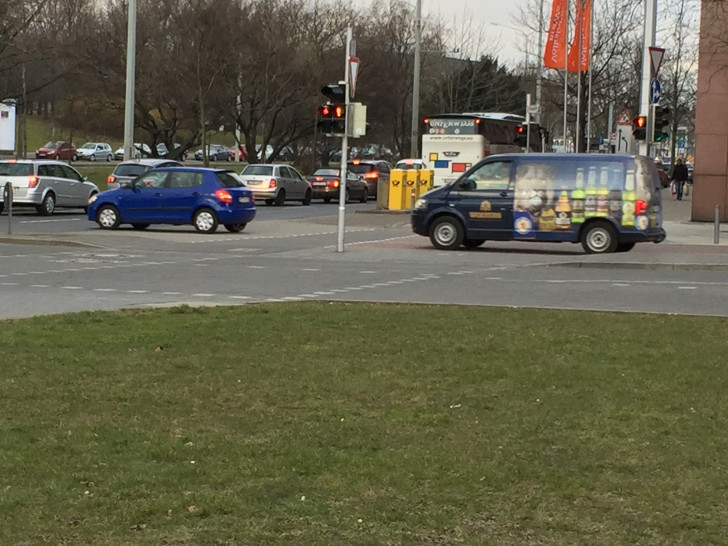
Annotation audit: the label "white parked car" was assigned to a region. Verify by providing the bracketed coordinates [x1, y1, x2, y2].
[0, 160, 100, 215]
[76, 142, 113, 161]
[239, 164, 312, 206]
[113, 143, 152, 161]
[394, 158, 428, 170]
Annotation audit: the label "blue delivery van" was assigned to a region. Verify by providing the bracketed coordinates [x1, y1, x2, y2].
[411, 153, 666, 254]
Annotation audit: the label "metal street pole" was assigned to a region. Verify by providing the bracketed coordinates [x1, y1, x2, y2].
[123, 0, 137, 161]
[536, 0, 543, 125]
[336, 27, 353, 253]
[638, 0, 657, 156]
[409, 0, 422, 159]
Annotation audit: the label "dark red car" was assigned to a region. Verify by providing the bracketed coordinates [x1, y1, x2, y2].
[35, 141, 77, 161]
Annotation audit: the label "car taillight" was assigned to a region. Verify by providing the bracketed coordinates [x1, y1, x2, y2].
[268, 179, 277, 189]
[364, 172, 378, 179]
[635, 199, 648, 216]
[107, 175, 116, 184]
[28, 175, 39, 188]
[214, 189, 233, 204]
[315, 176, 323, 181]
[326, 180, 340, 188]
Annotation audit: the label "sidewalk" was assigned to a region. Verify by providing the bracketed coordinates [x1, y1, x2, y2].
[660, 186, 728, 246]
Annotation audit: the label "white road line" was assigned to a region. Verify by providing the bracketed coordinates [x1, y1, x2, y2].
[345, 287, 363, 290]
[303, 268, 321, 272]
[1, 282, 18, 286]
[127, 290, 148, 294]
[62, 286, 83, 290]
[93, 288, 117, 292]
[313, 291, 335, 295]
[248, 265, 265, 269]
[360, 270, 377, 274]
[486, 277, 502, 280]
[163, 292, 181, 295]
[678, 286, 697, 290]
[31, 284, 49, 288]
[191, 293, 216, 297]
[359, 284, 376, 289]
[297, 294, 318, 298]
[281, 296, 304, 301]
[228, 295, 250, 300]
[612, 283, 631, 287]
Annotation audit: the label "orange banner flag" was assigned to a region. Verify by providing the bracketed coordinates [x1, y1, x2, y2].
[567, 0, 592, 72]
[543, 0, 568, 69]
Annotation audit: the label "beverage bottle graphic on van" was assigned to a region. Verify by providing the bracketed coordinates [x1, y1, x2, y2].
[554, 190, 572, 230]
[584, 166, 598, 217]
[571, 167, 585, 223]
[622, 169, 636, 227]
[596, 167, 610, 217]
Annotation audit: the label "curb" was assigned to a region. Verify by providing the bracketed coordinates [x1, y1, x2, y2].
[544, 261, 728, 271]
[0, 236, 103, 248]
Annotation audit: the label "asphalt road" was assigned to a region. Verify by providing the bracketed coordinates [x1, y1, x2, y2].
[1, 196, 727, 320]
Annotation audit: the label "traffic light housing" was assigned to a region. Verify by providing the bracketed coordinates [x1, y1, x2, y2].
[633, 115, 647, 141]
[654, 106, 670, 142]
[321, 84, 347, 104]
[316, 103, 346, 136]
[515, 124, 528, 147]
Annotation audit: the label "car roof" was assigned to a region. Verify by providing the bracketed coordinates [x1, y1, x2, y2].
[117, 158, 182, 167]
[154, 166, 233, 173]
[0, 159, 70, 165]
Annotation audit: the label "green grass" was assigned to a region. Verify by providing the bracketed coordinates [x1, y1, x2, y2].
[1, 303, 727, 544]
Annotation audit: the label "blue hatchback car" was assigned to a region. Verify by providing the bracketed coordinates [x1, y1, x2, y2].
[87, 167, 256, 233]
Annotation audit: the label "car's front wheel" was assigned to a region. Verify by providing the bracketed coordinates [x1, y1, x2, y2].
[193, 208, 218, 233]
[89, 154, 96, 162]
[36, 193, 56, 216]
[224, 223, 246, 233]
[97, 205, 121, 229]
[106, 154, 112, 162]
[429, 216, 464, 250]
[302, 189, 312, 206]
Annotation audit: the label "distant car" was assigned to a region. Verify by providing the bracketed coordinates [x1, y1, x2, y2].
[239, 164, 311, 206]
[113, 143, 151, 161]
[0, 159, 100, 215]
[194, 144, 234, 162]
[307, 168, 368, 203]
[106, 158, 184, 190]
[394, 159, 428, 170]
[88, 167, 255, 234]
[157, 142, 188, 160]
[76, 142, 113, 161]
[232, 143, 248, 161]
[347, 159, 393, 199]
[35, 141, 77, 161]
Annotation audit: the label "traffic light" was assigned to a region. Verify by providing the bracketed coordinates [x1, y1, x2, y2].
[515, 124, 528, 147]
[316, 103, 346, 136]
[321, 83, 347, 104]
[331, 103, 346, 134]
[654, 106, 670, 142]
[317, 104, 333, 134]
[633, 115, 647, 140]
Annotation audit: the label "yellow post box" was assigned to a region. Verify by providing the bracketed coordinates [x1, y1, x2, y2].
[388, 169, 407, 210]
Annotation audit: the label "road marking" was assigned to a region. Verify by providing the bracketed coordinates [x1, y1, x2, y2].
[486, 277, 502, 280]
[678, 286, 697, 290]
[248, 265, 265, 269]
[281, 296, 304, 301]
[163, 292, 181, 295]
[19, 218, 82, 224]
[127, 290, 148, 294]
[612, 283, 631, 287]
[192, 293, 215, 297]
[93, 288, 117, 292]
[314, 291, 335, 295]
[303, 268, 321, 272]
[62, 286, 83, 290]
[1, 282, 18, 285]
[359, 270, 377, 274]
[228, 295, 250, 300]
[297, 294, 318, 298]
[31, 284, 49, 288]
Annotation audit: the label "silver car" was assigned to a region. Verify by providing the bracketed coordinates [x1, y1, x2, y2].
[106, 158, 184, 190]
[76, 142, 113, 161]
[239, 164, 312, 206]
[0, 160, 100, 215]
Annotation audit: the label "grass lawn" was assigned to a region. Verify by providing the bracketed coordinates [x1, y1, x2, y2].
[1, 303, 727, 545]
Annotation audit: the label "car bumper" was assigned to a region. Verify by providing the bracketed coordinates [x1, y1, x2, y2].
[311, 186, 340, 199]
[411, 209, 429, 236]
[619, 227, 666, 244]
[216, 207, 257, 225]
[1, 187, 43, 206]
[249, 188, 278, 200]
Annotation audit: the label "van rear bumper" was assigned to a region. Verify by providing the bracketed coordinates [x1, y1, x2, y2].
[619, 227, 666, 244]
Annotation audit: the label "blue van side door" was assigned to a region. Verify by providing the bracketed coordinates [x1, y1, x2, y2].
[449, 159, 514, 240]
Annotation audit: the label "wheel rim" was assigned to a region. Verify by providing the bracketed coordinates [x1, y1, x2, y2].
[44, 196, 55, 214]
[99, 207, 117, 227]
[196, 211, 215, 231]
[587, 227, 610, 252]
[434, 222, 457, 246]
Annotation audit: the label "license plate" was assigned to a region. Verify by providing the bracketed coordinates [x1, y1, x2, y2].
[246, 180, 261, 185]
[13, 186, 27, 196]
[238, 196, 250, 203]
[313, 182, 326, 186]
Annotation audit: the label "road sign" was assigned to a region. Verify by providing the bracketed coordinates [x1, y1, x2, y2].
[616, 109, 631, 125]
[649, 46, 665, 78]
[650, 79, 662, 104]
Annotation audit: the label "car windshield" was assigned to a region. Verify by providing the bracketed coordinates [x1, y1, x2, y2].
[216, 171, 245, 187]
[114, 164, 148, 177]
[0, 163, 33, 176]
[242, 165, 273, 176]
[348, 164, 374, 174]
[313, 169, 338, 176]
[43, 141, 59, 148]
[80, 143, 95, 149]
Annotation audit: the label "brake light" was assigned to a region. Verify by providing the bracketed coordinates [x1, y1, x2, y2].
[214, 189, 233, 204]
[28, 175, 39, 188]
[352, 159, 361, 165]
[315, 176, 323, 181]
[268, 179, 277, 189]
[106, 175, 116, 184]
[364, 172, 378, 179]
[326, 180, 340, 188]
[635, 199, 648, 216]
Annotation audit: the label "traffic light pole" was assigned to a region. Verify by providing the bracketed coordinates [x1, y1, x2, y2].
[336, 27, 353, 253]
[638, 0, 657, 156]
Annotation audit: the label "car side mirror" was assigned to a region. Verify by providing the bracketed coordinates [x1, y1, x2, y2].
[459, 179, 475, 190]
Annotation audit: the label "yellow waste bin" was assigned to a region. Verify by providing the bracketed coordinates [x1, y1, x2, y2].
[388, 169, 407, 210]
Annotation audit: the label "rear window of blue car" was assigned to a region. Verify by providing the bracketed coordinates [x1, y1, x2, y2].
[114, 164, 148, 177]
[216, 171, 246, 187]
[0, 163, 34, 176]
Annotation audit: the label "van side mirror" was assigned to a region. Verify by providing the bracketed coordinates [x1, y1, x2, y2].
[459, 179, 475, 191]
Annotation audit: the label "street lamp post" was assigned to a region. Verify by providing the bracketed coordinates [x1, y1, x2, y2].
[410, 0, 422, 159]
[123, 0, 137, 161]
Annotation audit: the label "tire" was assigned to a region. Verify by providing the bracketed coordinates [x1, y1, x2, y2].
[274, 189, 286, 206]
[54, 154, 60, 160]
[36, 193, 56, 216]
[616, 242, 636, 253]
[132, 223, 150, 230]
[193, 207, 218, 233]
[224, 223, 246, 233]
[302, 189, 312, 206]
[72, 154, 78, 161]
[463, 238, 486, 249]
[581, 220, 618, 254]
[265, 199, 274, 206]
[212, 154, 219, 162]
[96, 204, 121, 229]
[359, 190, 368, 203]
[323, 197, 332, 204]
[226, 154, 232, 162]
[89, 154, 96, 162]
[106, 154, 112, 162]
[0, 202, 4, 214]
[428, 216, 464, 250]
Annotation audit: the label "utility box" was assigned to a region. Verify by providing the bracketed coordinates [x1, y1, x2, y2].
[0, 101, 16, 153]
[349, 103, 367, 138]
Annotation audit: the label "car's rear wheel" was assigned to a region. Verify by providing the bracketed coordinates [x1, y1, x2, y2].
[429, 216, 464, 250]
[463, 238, 486, 249]
[36, 193, 56, 216]
[359, 189, 368, 203]
[224, 223, 246, 232]
[302, 189, 312, 206]
[274, 189, 286, 206]
[193, 207, 218, 233]
[97, 205, 121, 229]
[132, 223, 150, 230]
[89, 154, 96, 162]
[581, 220, 618, 254]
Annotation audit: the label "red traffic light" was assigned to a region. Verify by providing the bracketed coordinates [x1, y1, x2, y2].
[516, 125, 525, 135]
[317, 105, 331, 116]
[634, 116, 646, 129]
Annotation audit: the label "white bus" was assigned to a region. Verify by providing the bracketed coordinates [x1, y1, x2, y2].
[422, 112, 542, 187]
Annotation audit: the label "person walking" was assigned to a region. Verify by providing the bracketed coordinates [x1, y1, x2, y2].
[671, 158, 689, 200]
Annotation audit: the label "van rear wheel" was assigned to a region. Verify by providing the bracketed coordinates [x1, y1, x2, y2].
[429, 216, 464, 250]
[581, 221, 618, 254]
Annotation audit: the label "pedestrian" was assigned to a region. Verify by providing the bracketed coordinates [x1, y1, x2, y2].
[671, 157, 689, 200]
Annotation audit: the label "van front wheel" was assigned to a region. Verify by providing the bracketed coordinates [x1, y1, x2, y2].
[429, 216, 464, 250]
[581, 221, 618, 254]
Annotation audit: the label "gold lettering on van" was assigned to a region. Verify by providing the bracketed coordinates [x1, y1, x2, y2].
[469, 211, 502, 219]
